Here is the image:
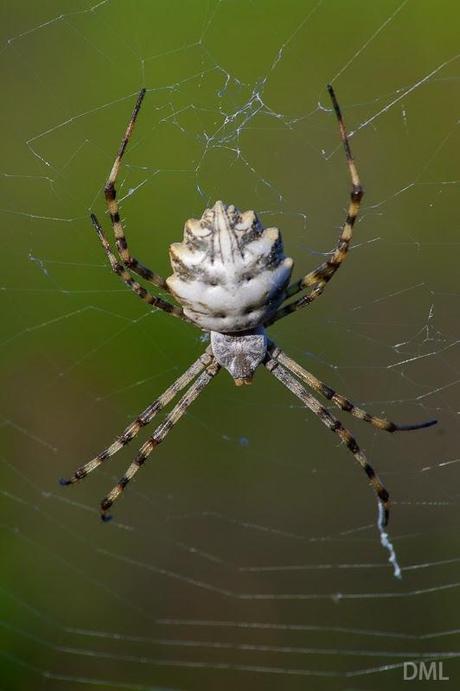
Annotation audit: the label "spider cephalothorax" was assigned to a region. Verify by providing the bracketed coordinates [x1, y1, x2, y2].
[61, 86, 437, 524]
[210, 328, 268, 386]
[166, 200, 293, 333]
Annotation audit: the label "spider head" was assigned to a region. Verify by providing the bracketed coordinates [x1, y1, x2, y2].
[210, 328, 268, 385]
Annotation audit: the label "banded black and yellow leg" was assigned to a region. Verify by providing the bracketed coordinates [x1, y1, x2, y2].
[91, 214, 186, 320]
[103, 88, 169, 291]
[100, 358, 220, 521]
[267, 85, 363, 326]
[60, 349, 213, 487]
[265, 355, 391, 525]
[270, 345, 437, 433]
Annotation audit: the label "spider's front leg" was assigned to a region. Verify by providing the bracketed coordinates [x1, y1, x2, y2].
[99, 358, 220, 521]
[267, 85, 363, 327]
[270, 344, 438, 433]
[60, 348, 213, 487]
[264, 350, 391, 525]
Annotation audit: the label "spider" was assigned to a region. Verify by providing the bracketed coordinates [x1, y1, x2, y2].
[60, 86, 437, 523]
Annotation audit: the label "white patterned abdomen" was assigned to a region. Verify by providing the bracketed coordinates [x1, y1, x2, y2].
[166, 201, 293, 332]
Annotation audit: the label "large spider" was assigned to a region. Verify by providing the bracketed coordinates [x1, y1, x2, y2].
[61, 86, 437, 523]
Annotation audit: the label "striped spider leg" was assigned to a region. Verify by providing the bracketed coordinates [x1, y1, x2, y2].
[103, 88, 170, 291]
[266, 84, 363, 327]
[272, 346, 438, 433]
[91, 213, 186, 320]
[61, 350, 220, 520]
[94, 88, 188, 320]
[265, 344, 437, 524]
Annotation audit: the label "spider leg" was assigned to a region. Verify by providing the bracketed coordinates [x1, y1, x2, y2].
[267, 85, 363, 327]
[269, 343, 437, 433]
[264, 352, 390, 525]
[91, 213, 186, 320]
[60, 349, 213, 486]
[103, 88, 170, 291]
[99, 357, 220, 520]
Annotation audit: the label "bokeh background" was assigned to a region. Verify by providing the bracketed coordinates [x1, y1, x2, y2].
[1, 1, 459, 690]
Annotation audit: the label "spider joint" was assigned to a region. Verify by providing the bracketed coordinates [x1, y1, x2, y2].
[267, 342, 281, 358]
[351, 184, 364, 201]
[104, 182, 116, 200]
[264, 358, 279, 373]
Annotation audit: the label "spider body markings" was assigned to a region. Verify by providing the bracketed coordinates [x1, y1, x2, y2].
[168, 198, 293, 383]
[61, 86, 437, 523]
[167, 200, 293, 333]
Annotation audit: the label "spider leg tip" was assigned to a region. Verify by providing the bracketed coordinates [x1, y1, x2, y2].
[59, 477, 71, 486]
[379, 504, 390, 528]
[396, 418, 438, 432]
[136, 88, 146, 106]
[326, 83, 336, 99]
[101, 512, 113, 523]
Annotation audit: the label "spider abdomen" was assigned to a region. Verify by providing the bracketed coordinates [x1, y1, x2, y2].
[166, 201, 293, 332]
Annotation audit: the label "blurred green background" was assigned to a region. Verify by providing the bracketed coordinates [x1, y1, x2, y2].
[1, 1, 459, 689]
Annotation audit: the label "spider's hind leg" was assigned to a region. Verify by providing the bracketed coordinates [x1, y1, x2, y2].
[91, 213, 185, 320]
[267, 85, 364, 327]
[102, 88, 170, 291]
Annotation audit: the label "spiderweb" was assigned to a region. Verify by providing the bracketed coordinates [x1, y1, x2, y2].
[1, 1, 459, 690]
